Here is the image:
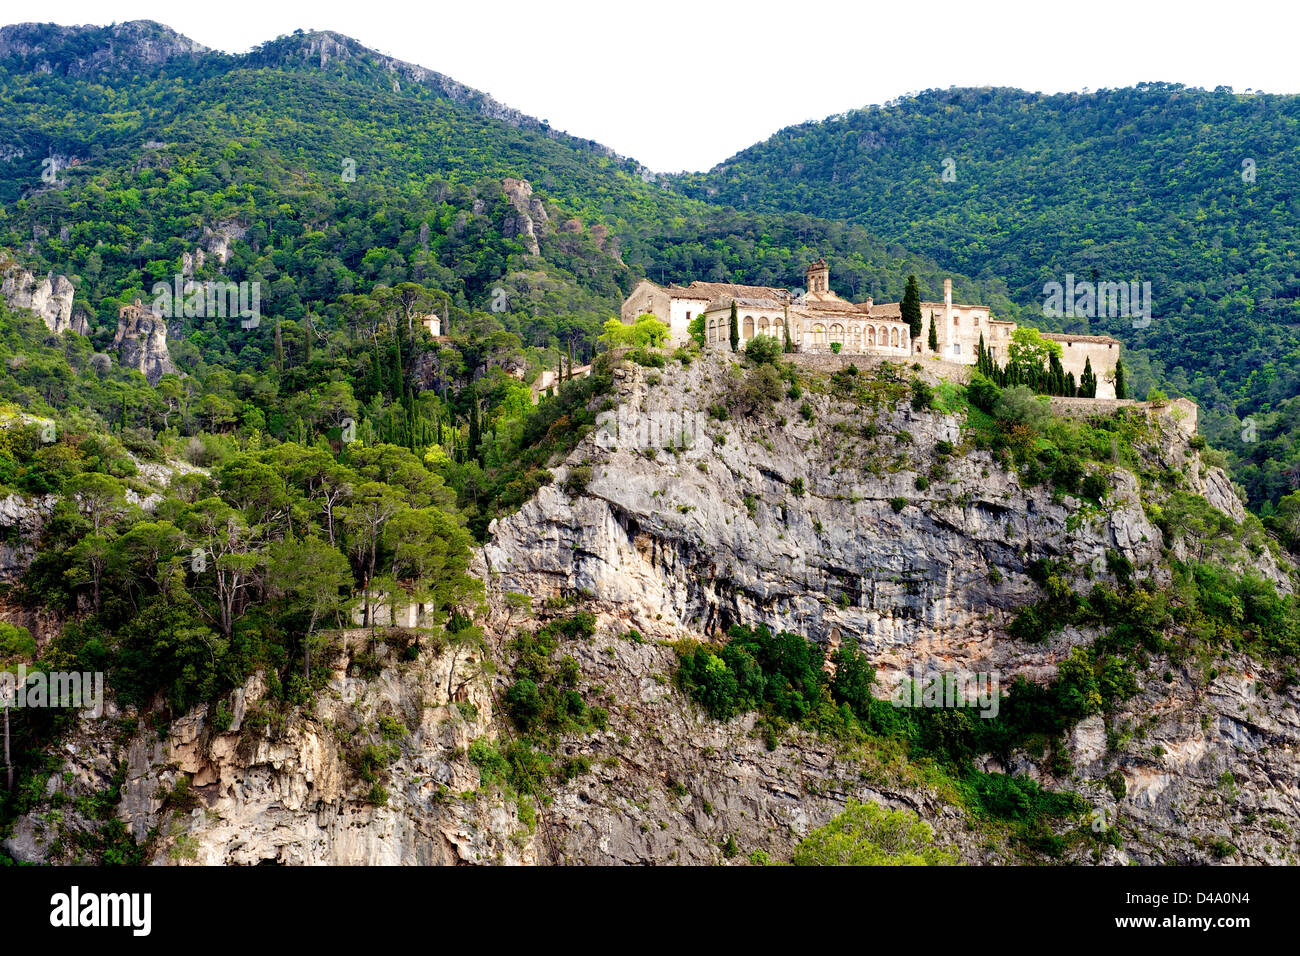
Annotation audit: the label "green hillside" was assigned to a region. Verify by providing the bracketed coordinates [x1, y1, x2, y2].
[676, 85, 1300, 509]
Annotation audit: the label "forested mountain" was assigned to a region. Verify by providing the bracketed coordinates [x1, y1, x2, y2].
[675, 86, 1300, 509]
[0, 21, 1005, 527]
[3, 21, 1300, 869]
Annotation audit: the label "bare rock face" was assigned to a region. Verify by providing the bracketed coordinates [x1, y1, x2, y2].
[501, 178, 546, 255]
[0, 492, 57, 583]
[112, 306, 178, 385]
[0, 21, 207, 77]
[4, 633, 533, 866]
[0, 259, 87, 335]
[477, 352, 1300, 864]
[484, 354, 1166, 680]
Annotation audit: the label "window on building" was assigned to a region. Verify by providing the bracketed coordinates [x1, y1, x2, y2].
[686, 311, 692, 321]
[952, 343, 961, 355]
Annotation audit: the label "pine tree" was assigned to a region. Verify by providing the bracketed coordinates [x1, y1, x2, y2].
[274, 319, 284, 373]
[1114, 358, 1126, 399]
[902, 275, 923, 340]
[927, 310, 938, 352]
[304, 313, 313, 366]
[729, 301, 739, 352]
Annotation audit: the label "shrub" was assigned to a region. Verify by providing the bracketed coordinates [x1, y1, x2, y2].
[994, 386, 1051, 431]
[563, 465, 592, 497]
[889, 497, 907, 512]
[1080, 473, 1109, 502]
[793, 800, 955, 866]
[505, 678, 544, 731]
[966, 373, 1001, 414]
[911, 380, 934, 410]
[744, 334, 782, 366]
[732, 365, 783, 413]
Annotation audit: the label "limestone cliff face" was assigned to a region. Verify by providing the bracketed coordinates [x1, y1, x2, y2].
[478, 353, 1300, 864]
[112, 308, 178, 385]
[4, 633, 533, 865]
[484, 355, 1172, 679]
[501, 178, 548, 256]
[0, 21, 208, 78]
[0, 259, 87, 335]
[6, 353, 1298, 865]
[0, 492, 57, 583]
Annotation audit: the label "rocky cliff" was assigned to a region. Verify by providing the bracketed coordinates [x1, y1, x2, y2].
[6, 352, 1298, 865]
[112, 307, 178, 385]
[0, 258, 88, 335]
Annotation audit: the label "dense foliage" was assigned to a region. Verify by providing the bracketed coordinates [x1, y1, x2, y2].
[678, 84, 1300, 507]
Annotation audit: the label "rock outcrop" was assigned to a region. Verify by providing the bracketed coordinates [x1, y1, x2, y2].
[501, 178, 548, 255]
[4, 633, 533, 866]
[0, 492, 57, 583]
[0, 258, 87, 334]
[112, 302, 178, 385]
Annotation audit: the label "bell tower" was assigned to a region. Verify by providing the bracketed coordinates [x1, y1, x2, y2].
[806, 259, 830, 295]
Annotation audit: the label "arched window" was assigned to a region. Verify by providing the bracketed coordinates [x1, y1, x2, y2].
[759, 316, 770, 334]
[773, 317, 784, 334]
[890, 327, 899, 347]
[868, 326, 876, 347]
[830, 323, 844, 344]
[812, 324, 826, 345]
[743, 316, 755, 340]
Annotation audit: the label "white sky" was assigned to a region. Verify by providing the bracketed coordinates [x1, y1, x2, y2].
[21, 0, 1300, 172]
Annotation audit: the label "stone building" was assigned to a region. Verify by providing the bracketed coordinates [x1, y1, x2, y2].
[621, 260, 1121, 397]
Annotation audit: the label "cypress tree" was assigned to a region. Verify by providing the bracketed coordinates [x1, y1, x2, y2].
[392, 328, 404, 398]
[729, 301, 739, 352]
[927, 310, 939, 353]
[274, 319, 284, 373]
[304, 313, 313, 366]
[902, 275, 923, 340]
[1114, 358, 1126, 399]
[468, 385, 481, 465]
[1065, 371, 1077, 397]
[1080, 356, 1096, 397]
[783, 307, 793, 353]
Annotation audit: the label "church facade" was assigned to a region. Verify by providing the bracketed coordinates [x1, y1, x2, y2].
[621, 260, 1121, 398]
